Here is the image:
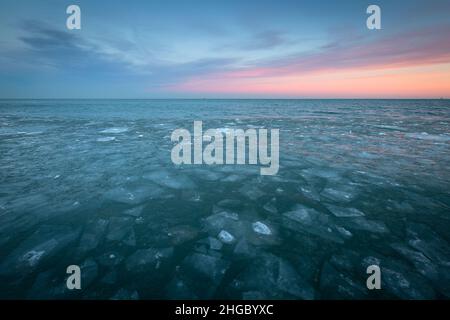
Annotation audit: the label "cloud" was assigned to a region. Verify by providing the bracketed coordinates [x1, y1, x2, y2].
[19, 20, 81, 50]
[242, 30, 287, 50]
[174, 23, 450, 83]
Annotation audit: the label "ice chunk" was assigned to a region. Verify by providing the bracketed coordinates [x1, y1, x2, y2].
[298, 185, 321, 202]
[232, 253, 315, 299]
[217, 199, 242, 209]
[382, 267, 436, 299]
[262, 198, 278, 214]
[233, 238, 256, 258]
[97, 252, 124, 267]
[79, 258, 98, 289]
[104, 184, 164, 204]
[320, 262, 368, 299]
[167, 225, 199, 245]
[208, 237, 223, 251]
[321, 186, 357, 203]
[97, 136, 116, 142]
[406, 223, 450, 267]
[391, 243, 439, 281]
[106, 217, 134, 242]
[336, 226, 353, 239]
[191, 169, 224, 181]
[179, 253, 230, 299]
[252, 221, 272, 235]
[326, 205, 365, 217]
[101, 127, 128, 134]
[143, 170, 196, 190]
[123, 229, 136, 246]
[282, 205, 344, 243]
[340, 217, 389, 234]
[123, 206, 144, 217]
[218, 230, 235, 244]
[27, 269, 72, 299]
[76, 219, 109, 257]
[221, 174, 245, 182]
[165, 276, 198, 299]
[203, 211, 239, 234]
[0, 225, 81, 277]
[101, 271, 118, 285]
[125, 247, 174, 273]
[238, 184, 265, 201]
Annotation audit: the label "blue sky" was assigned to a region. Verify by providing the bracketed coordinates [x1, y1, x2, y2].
[1, 0, 449, 98]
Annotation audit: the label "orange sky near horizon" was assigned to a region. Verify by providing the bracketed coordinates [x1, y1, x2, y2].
[170, 63, 450, 99]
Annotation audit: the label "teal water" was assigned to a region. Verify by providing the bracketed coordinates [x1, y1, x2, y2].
[0, 99, 449, 299]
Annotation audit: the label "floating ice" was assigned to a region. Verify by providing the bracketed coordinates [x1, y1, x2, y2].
[391, 243, 439, 281]
[97, 136, 116, 142]
[165, 276, 198, 299]
[321, 186, 357, 203]
[106, 217, 134, 242]
[208, 237, 223, 251]
[143, 170, 196, 190]
[232, 253, 315, 299]
[340, 217, 389, 234]
[320, 262, 368, 299]
[80, 258, 99, 289]
[406, 223, 450, 267]
[217, 199, 242, 209]
[167, 225, 199, 245]
[382, 267, 436, 299]
[218, 230, 235, 243]
[282, 205, 344, 243]
[178, 253, 230, 299]
[125, 247, 173, 273]
[104, 184, 164, 204]
[0, 225, 81, 277]
[298, 186, 321, 201]
[238, 184, 265, 201]
[97, 252, 124, 267]
[100, 127, 128, 134]
[123, 206, 144, 217]
[263, 199, 277, 214]
[203, 211, 239, 234]
[76, 219, 109, 256]
[326, 205, 365, 217]
[252, 221, 272, 235]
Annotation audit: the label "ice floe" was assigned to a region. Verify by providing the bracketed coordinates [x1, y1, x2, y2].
[100, 127, 129, 134]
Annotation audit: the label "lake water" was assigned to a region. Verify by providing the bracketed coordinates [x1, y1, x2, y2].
[0, 99, 449, 299]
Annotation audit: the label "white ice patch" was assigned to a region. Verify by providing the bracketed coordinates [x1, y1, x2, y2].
[218, 230, 235, 243]
[100, 127, 129, 134]
[22, 250, 45, 267]
[326, 205, 365, 217]
[97, 136, 116, 142]
[252, 221, 272, 235]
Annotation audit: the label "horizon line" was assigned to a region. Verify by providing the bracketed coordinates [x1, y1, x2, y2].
[0, 97, 449, 101]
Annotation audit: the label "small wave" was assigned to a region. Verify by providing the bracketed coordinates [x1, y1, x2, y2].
[100, 127, 128, 134]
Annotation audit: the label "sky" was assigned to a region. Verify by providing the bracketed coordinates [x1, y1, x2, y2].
[0, 0, 449, 99]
